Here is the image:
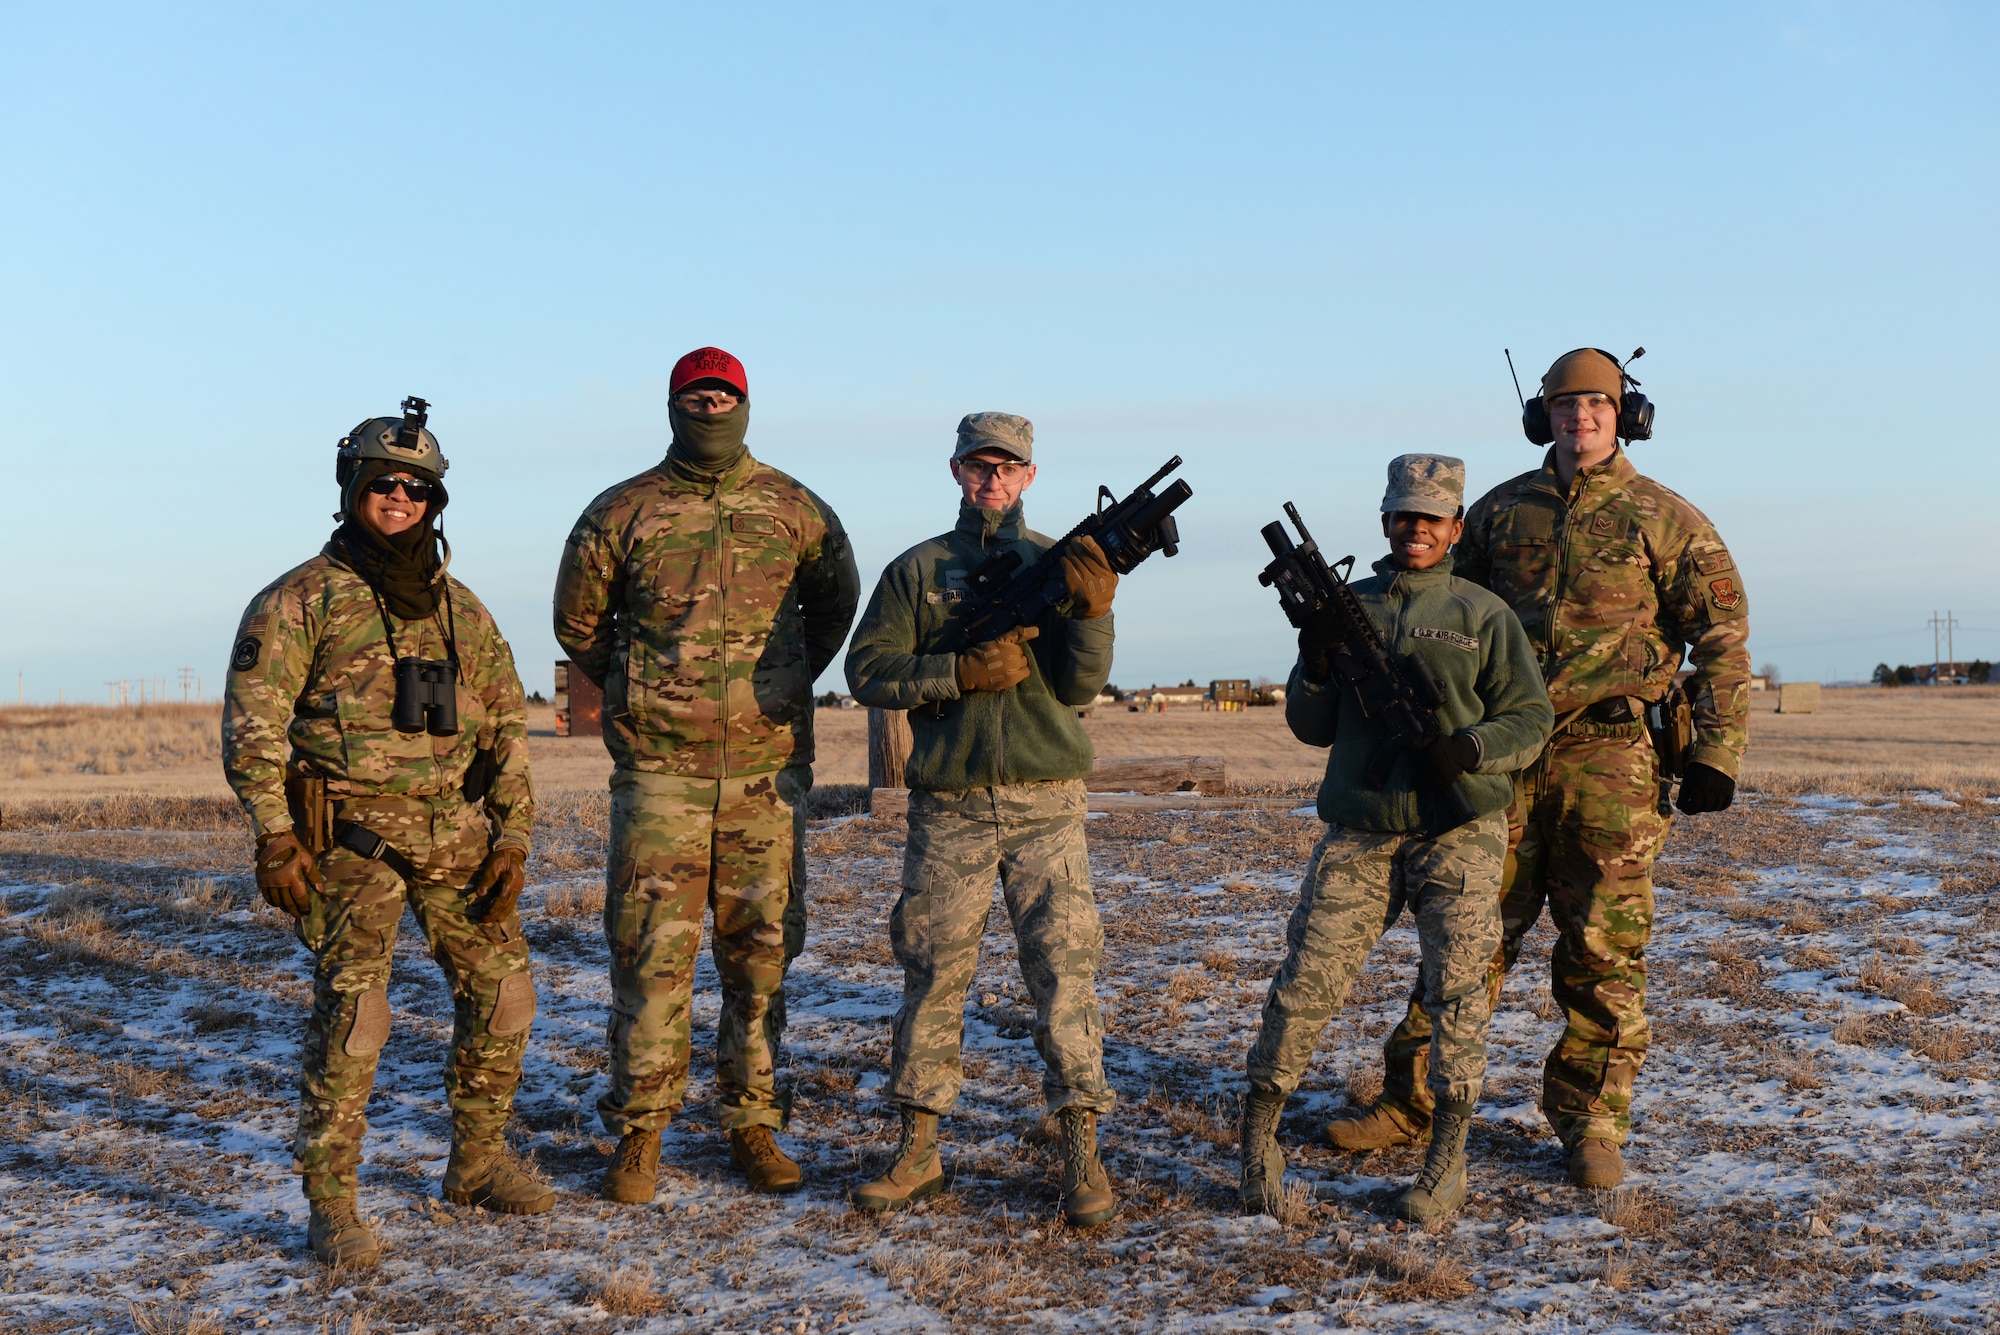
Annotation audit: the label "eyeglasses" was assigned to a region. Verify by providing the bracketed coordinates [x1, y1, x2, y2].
[1549, 393, 1616, 417]
[364, 475, 439, 503]
[673, 389, 741, 410]
[956, 459, 1028, 482]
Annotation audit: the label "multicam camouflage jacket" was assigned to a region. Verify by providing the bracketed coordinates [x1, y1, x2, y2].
[1457, 447, 1750, 777]
[552, 451, 861, 779]
[221, 539, 534, 848]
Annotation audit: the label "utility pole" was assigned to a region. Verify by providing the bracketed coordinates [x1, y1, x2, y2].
[1928, 610, 1961, 684]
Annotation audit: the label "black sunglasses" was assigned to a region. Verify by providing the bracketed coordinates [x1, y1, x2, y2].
[363, 475, 439, 503]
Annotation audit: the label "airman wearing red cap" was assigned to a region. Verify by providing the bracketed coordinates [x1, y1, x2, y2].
[554, 347, 861, 1200]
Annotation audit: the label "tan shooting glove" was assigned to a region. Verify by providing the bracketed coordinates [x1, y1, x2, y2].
[254, 830, 320, 919]
[956, 624, 1040, 693]
[1061, 535, 1119, 619]
[469, 847, 526, 923]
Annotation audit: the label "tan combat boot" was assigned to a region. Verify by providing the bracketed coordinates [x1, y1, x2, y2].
[1238, 1088, 1288, 1216]
[728, 1126, 803, 1194]
[1324, 1099, 1429, 1152]
[304, 1176, 380, 1269]
[602, 1128, 660, 1204]
[1058, 1108, 1118, 1228]
[1567, 1136, 1624, 1189]
[443, 1143, 555, 1215]
[1395, 1099, 1472, 1223]
[852, 1109, 945, 1213]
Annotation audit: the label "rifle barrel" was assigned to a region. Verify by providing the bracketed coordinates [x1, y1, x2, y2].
[1136, 455, 1183, 494]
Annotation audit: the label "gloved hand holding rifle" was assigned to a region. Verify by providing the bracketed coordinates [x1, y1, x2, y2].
[1258, 503, 1480, 834]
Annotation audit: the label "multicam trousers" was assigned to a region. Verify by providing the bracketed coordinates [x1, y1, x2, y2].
[1378, 723, 1669, 1146]
[295, 795, 535, 1197]
[888, 780, 1114, 1117]
[598, 765, 808, 1135]
[1245, 811, 1507, 1108]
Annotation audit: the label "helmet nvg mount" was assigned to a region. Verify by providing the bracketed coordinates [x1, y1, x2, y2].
[337, 395, 450, 489]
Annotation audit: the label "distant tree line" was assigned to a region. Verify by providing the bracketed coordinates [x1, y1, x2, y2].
[1873, 662, 1992, 686]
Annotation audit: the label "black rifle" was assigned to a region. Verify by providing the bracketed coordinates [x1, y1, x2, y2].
[1258, 503, 1478, 833]
[950, 456, 1193, 651]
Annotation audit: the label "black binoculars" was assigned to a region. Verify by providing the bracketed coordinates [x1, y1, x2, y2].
[392, 657, 459, 735]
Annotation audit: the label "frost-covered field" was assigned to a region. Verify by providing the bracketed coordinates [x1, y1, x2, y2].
[2, 789, 1996, 1333]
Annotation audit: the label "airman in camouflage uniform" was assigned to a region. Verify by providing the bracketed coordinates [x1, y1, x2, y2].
[224, 401, 547, 1269]
[1328, 349, 1751, 1188]
[1240, 455, 1552, 1223]
[843, 412, 1124, 1226]
[552, 347, 860, 1199]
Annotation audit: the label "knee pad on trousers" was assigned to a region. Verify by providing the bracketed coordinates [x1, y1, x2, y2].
[344, 989, 391, 1057]
[488, 972, 537, 1037]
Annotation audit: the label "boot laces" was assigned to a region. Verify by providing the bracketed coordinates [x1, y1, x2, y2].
[316, 1196, 362, 1229]
[616, 1133, 653, 1172]
[1062, 1115, 1098, 1187]
[1412, 1116, 1462, 1193]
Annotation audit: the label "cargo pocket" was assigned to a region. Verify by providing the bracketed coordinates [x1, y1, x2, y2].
[343, 989, 391, 1057]
[488, 971, 537, 1037]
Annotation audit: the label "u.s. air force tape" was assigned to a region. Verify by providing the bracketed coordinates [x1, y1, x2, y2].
[231, 637, 261, 672]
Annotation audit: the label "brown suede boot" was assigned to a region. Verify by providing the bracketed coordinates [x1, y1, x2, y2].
[852, 1109, 945, 1213]
[1058, 1108, 1117, 1228]
[728, 1126, 803, 1194]
[602, 1128, 660, 1204]
[304, 1175, 380, 1270]
[1567, 1136, 1625, 1188]
[443, 1143, 554, 1215]
[1324, 1099, 1429, 1152]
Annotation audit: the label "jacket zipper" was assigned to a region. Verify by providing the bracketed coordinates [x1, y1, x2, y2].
[715, 488, 728, 780]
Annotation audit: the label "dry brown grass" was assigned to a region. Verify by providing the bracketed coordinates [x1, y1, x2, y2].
[1345, 1062, 1385, 1110]
[1790, 945, 1840, 970]
[1596, 1186, 1674, 1236]
[1, 703, 221, 781]
[0, 792, 245, 831]
[542, 882, 606, 919]
[1357, 1238, 1473, 1299]
[580, 1265, 666, 1317]
[1910, 1024, 1977, 1064]
[1859, 954, 1957, 1016]
[1763, 1046, 1825, 1091]
[129, 1299, 227, 1335]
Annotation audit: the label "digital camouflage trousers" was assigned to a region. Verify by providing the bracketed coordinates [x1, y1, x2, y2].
[889, 780, 1114, 1117]
[1246, 810, 1507, 1108]
[597, 765, 807, 1135]
[295, 795, 536, 1197]
[1378, 723, 1670, 1146]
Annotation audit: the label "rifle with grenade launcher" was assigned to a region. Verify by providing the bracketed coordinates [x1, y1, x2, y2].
[1258, 502, 1479, 834]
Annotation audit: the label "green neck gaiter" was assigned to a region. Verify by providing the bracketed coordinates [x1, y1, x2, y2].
[665, 402, 750, 483]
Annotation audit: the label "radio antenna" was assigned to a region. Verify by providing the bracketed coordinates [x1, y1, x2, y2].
[1504, 349, 1526, 408]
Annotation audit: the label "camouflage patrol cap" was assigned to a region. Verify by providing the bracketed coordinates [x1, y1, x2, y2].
[952, 412, 1033, 463]
[1381, 454, 1465, 519]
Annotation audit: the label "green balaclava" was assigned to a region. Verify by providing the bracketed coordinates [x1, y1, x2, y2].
[665, 399, 751, 483]
[339, 457, 447, 620]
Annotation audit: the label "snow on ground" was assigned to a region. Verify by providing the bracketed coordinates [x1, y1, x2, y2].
[1, 790, 1996, 1332]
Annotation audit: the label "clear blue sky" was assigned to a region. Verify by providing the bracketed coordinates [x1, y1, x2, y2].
[3, 2, 1995, 704]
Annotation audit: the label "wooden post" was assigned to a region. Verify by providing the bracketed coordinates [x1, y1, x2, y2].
[867, 708, 913, 793]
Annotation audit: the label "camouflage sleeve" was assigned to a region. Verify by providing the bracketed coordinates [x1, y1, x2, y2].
[220, 579, 314, 838]
[845, 558, 961, 709]
[1661, 524, 1751, 777]
[1453, 492, 1499, 590]
[459, 589, 534, 855]
[796, 499, 862, 681]
[552, 510, 621, 689]
[1284, 657, 1340, 748]
[1037, 610, 1115, 708]
[1467, 600, 1553, 774]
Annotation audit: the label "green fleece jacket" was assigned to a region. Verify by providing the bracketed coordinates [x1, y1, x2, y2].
[1286, 554, 1553, 833]
[844, 503, 1114, 792]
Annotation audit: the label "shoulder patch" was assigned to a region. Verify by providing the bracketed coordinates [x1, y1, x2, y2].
[1707, 576, 1743, 611]
[230, 637, 262, 672]
[730, 512, 777, 535]
[1411, 627, 1480, 651]
[1695, 551, 1734, 576]
[242, 613, 270, 637]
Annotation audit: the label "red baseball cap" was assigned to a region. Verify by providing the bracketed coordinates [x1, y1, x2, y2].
[670, 346, 748, 397]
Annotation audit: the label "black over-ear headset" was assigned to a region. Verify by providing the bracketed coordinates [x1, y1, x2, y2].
[1507, 347, 1655, 445]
